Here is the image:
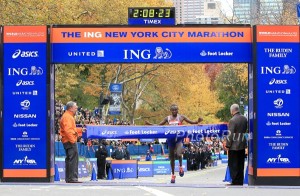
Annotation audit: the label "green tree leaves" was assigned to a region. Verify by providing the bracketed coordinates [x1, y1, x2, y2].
[215, 64, 248, 121]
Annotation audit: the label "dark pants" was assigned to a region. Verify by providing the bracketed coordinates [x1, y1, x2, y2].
[63, 142, 79, 182]
[97, 158, 106, 179]
[228, 149, 245, 185]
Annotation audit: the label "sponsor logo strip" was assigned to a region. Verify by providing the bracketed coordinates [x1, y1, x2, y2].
[4, 26, 47, 43]
[257, 26, 299, 43]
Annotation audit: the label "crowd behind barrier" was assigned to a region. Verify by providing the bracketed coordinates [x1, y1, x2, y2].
[55, 142, 166, 158]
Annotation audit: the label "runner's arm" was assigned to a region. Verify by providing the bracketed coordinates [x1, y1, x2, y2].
[182, 116, 203, 124]
[145, 117, 168, 125]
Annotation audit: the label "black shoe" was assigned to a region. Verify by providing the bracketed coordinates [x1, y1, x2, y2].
[226, 183, 242, 186]
[66, 180, 82, 183]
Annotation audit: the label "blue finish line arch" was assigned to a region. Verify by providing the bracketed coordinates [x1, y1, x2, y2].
[0, 25, 299, 185]
[51, 25, 252, 64]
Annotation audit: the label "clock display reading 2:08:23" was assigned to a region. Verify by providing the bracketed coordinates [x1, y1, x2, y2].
[129, 8, 175, 18]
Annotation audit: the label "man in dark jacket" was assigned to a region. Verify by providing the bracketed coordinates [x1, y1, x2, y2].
[112, 144, 126, 160]
[225, 104, 248, 185]
[95, 140, 108, 179]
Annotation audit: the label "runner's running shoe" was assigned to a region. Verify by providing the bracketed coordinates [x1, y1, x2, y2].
[179, 166, 184, 177]
[170, 175, 176, 183]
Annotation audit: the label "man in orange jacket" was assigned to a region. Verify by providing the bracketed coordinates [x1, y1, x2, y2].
[60, 101, 82, 183]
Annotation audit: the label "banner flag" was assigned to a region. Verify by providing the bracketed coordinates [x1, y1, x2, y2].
[109, 83, 122, 115]
[83, 123, 228, 140]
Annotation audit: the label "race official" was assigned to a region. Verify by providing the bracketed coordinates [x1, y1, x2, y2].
[60, 101, 83, 183]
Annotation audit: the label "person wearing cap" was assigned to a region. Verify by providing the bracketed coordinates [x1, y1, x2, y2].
[111, 144, 126, 160]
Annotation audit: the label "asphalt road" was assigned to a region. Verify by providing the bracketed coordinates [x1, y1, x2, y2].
[0, 163, 299, 196]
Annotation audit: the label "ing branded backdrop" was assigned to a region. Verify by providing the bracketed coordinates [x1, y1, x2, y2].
[254, 26, 300, 180]
[0, 25, 299, 185]
[2, 26, 49, 179]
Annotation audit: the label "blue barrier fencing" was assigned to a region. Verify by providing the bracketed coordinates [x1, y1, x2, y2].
[55, 158, 97, 179]
[55, 158, 192, 179]
[55, 142, 164, 157]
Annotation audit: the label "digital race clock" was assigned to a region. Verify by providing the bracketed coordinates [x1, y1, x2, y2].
[128, 7, 175, 26]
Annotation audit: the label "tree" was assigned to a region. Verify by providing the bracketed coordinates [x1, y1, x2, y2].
[107, 64, 161, 124]
[136, 64, 223, 124]
[214, 64, 248, 121]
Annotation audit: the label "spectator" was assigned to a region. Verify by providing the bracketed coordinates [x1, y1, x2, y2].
[112, 144, 126, 160]
[149, 144, 154, 154]
[87, 139, 95, 152]
[59, 101, 83, 183]
[225, 104, 248, 186]
[145, 150, 152, 161]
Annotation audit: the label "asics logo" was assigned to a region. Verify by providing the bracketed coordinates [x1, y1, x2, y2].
[16, 80, 35, 86]
[12, 49, 38, 59]
[269, 78, 287, 85]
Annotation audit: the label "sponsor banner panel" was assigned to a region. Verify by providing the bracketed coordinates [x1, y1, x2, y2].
[83, 123, 228, 139]
[51, 43, 252, 63]
[153, 161, 170, 175]
[256, 26, 300, 175]
[55, 158, 95, 179]
[51, 27, 251, 43]
[3, 26, 47, 173]
[138, 161, 154, 177]
[55, 159, 66, 179]
[111, 160, 138, 178]
[78, 161, 89, 178]
[153, 160, 187, 175]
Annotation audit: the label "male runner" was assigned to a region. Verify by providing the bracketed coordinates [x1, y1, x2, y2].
[146, 104, 202, 183]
